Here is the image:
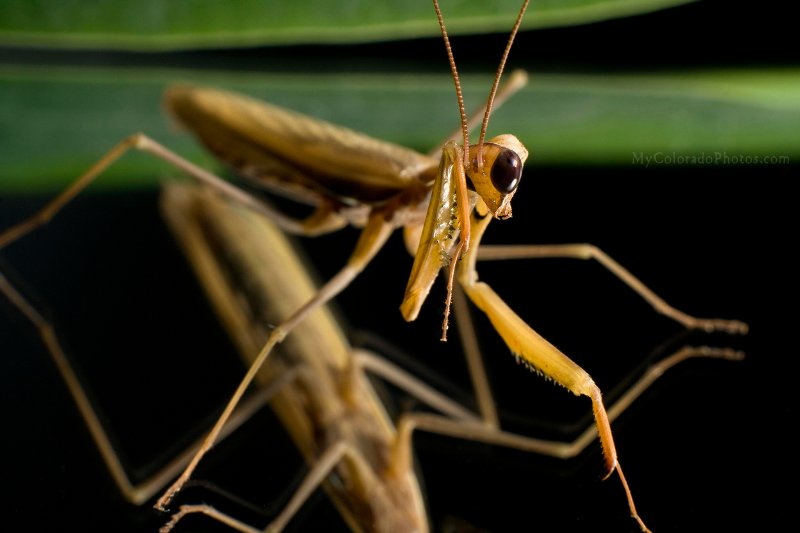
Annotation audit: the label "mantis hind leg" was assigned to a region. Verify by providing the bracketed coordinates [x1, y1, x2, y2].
[0, 134, 343, 254]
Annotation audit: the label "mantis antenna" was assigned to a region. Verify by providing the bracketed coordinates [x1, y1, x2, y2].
[432, 0, 530, 170]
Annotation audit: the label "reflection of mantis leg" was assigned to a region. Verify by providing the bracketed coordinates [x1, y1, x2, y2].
[394, 345, 742, 466]
[163, 338, 740, 533]
[155, 211, 395, 511]
[162, 441, 359, 533]
[452, 285, 500, 428]
[477, 243, 748, 334]
[160, 348, 479, 533]
[390, 346, 742, 533]
[0, 272, 290, 505]
[350, 349, 481, 424]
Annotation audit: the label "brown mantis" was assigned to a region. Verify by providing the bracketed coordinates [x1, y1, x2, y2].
[0, 0, 748, 531]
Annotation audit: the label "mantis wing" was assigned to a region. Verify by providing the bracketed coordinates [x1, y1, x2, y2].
[165, 85, 437, 206]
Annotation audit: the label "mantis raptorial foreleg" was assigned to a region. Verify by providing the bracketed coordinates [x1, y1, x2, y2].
[453, 211, 674, 531]
[162, 340, 741, 533]
[390, 345, 743, 467]
[389, 346, 742, 533]
[0, 69, 529, 518]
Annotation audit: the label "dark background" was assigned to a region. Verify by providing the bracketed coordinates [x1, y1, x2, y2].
[0, 1, 790, 531]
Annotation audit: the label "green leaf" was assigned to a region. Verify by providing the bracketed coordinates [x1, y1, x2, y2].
[1, 65, 797, 194]
[0, 0, 698, 50]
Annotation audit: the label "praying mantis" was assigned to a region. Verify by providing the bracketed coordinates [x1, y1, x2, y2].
[0, 1, 749, 531]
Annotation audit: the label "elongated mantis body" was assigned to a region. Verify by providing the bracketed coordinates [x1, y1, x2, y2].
[0, 1, 747, 531]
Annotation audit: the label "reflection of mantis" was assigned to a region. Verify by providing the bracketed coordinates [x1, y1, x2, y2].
[0, 1, 746, 531]
[0, 181, 744, 531]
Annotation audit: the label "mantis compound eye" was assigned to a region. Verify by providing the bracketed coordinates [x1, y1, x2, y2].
[490, 148, 522, 194]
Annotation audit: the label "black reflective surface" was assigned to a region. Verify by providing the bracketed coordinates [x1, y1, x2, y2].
[1, 162, 780, 531]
